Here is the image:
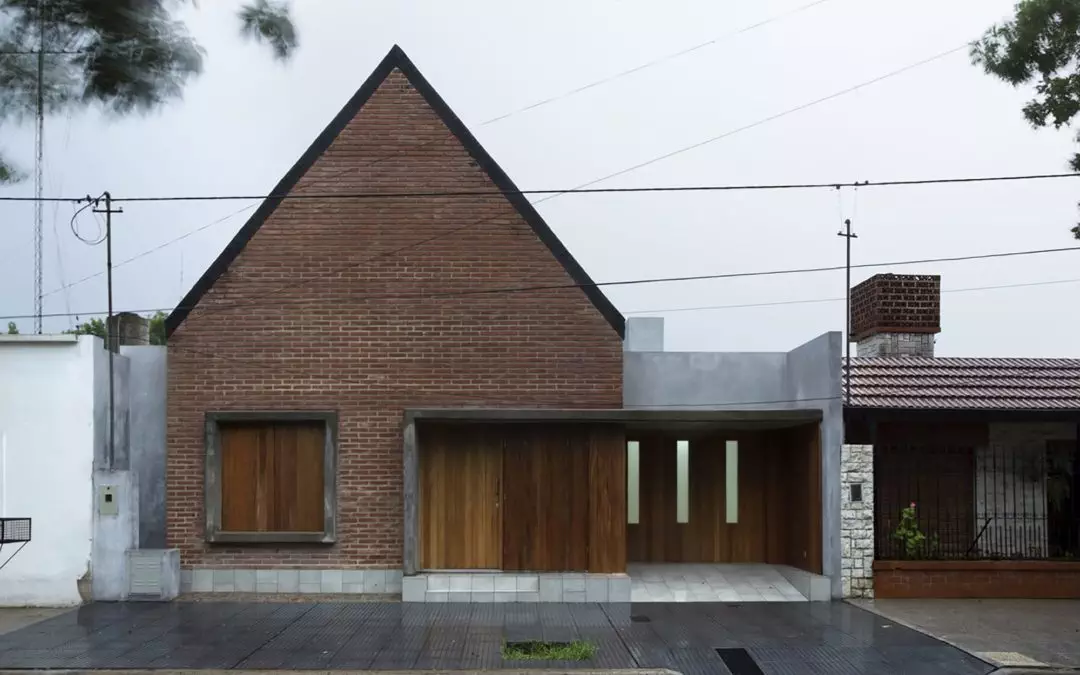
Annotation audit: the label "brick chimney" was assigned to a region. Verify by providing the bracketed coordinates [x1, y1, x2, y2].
[851, 274, 940, 358]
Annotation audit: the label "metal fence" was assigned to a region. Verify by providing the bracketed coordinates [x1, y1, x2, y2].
[874, 442, 1078, 560]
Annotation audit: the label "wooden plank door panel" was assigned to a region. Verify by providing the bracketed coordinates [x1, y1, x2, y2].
[419, 425, 502, 569]
[502, 424, 589, 571]
[588, 425, 627, 573]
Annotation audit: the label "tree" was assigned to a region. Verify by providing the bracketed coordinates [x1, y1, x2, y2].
[65, 317, 105, 340]
[6, 321, 17, 334]
[972, 0, 1080, 238]
[0, 0, 297, 182]
[148, 311, 166, 346]
[64, 312, 167, 345]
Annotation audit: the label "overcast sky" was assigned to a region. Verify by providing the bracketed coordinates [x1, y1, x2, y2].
[1, 0, 1078, 356]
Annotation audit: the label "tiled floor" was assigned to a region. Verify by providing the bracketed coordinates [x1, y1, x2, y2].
[630, 563, 808, 602]
[0, 600, 992, 674]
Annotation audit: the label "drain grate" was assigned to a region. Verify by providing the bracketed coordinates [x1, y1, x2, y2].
[630, 615, 651, 623]
[716, 648, 765, 675]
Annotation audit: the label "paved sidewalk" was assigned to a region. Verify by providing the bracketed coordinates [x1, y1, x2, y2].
[851, 598, 1080, 669]
[0, 601, 990, 674]
[0, 608, 69, 636]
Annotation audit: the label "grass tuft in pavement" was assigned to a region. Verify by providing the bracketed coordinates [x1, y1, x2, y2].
[502, 639, 596, 661]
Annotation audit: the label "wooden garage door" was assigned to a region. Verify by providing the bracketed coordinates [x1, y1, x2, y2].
[418, 422, 626, 573]
[418, 425, 502, 569]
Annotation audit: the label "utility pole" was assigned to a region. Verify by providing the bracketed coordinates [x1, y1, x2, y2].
[838, 217, 857, 406]
[94, 192, 122, 468]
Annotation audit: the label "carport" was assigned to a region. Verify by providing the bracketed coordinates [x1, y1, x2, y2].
[400, 408, 832, 602]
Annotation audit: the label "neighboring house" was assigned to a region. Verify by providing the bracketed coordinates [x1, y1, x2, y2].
[165, 45, 845, 602]
[0, 333, 167, 606]
[844, 274, 1080, 599]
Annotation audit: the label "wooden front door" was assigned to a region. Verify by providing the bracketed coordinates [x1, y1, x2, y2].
[418, 425, 502, 569]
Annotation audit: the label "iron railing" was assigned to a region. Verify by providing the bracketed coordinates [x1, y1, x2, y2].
[874, 442, 1078, 560]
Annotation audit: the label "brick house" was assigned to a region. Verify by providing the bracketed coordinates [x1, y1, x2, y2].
[843, 274, 1080, 599]
[166, 46, 844, 602]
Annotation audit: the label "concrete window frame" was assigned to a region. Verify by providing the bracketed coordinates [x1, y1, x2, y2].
[204, 411, 338, 544]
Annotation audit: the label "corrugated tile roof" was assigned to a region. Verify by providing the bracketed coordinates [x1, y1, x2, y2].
[843, 357, 1080, 410]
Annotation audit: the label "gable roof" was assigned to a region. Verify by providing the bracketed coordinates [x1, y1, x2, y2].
[844, 357, 1080, 410]
[166, 45, 625, 338]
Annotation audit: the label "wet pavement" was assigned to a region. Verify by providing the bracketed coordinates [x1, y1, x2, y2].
[0, 601, 992, 674]
[852, 598, 1080, 669]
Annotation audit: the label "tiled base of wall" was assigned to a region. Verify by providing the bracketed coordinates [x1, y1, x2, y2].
[402, 572, 631, 603]
[180, 568, 403, 595]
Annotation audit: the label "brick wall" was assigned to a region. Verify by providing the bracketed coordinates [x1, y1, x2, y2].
[850, 274, 940, 342]
[874, 561, 1080, 598]
[166, 68, 624, 569]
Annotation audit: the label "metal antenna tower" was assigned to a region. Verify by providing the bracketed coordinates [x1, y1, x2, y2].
[33, 0, 45, 333]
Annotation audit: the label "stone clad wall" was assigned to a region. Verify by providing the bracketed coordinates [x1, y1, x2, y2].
[842, 444, 875, 598]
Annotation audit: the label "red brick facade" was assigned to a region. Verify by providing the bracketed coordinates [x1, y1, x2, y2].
[166, 60, 624, 568]
[874, 561, 1080, 598]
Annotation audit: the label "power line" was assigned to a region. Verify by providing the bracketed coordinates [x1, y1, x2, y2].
[4, 243, 1078, 323]
[170, 236, 1080, 331]
[480, 0, 838, 125]
[623, 276, 1080, 315]
[42, 202, 259, 298]
[5, 171, 1080, 205]
[554, 44, 971, 193]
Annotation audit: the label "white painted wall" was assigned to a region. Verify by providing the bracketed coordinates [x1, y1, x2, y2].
[0, 335, 97, 606]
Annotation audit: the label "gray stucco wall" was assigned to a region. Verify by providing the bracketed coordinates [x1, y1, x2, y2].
[788, 332, 844, 599]
[624, 351, 789, 409]
[92, 342, 130, 471]
[120, 346, 167, 549]
[623, 326, 844, 597]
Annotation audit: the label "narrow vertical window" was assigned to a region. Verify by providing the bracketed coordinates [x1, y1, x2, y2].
[676, 440, 690, 524]
[627, 441, 640, 525]
[726, 440, 739, 524]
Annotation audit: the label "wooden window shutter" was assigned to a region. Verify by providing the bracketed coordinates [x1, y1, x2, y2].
[220, 421, 325, 532]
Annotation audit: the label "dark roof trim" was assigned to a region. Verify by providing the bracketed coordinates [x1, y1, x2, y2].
[405, 408, 823, 423]
[166, 45, 624, 338]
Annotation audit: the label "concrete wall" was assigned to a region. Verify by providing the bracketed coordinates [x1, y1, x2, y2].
[623, 321, 844, 597]
[91, 470, 138, 601]
[121, 346, 167, 548]
[93, 345, 130, 470]
[0, 336, 96, 606]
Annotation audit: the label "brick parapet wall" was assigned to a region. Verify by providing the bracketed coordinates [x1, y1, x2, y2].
[874, 561, 1080, 598]
[166, 69, 624, 569]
